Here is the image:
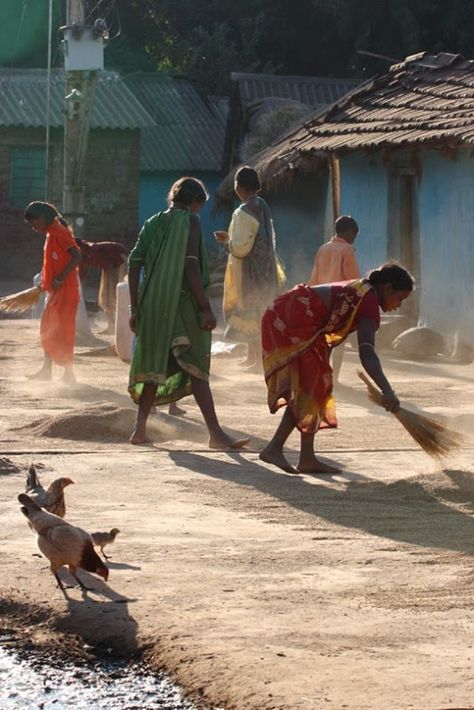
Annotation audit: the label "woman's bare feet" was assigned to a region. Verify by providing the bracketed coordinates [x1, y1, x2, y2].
[27, 368, 52, 381]
[130, 429, 152, 445]
[242, 360, 262, 374]
[209, 430, 250, 450]
[59, 368, 77, 385]
[259, 445, 297, 474]
[168, 402, 186, 417]
[296, 457, 341, 474]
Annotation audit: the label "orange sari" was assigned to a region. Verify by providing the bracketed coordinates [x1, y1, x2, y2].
[40, 220, 80, 366]
[261, 280, 378, 434]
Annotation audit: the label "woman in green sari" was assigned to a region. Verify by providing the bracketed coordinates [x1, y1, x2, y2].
[128, 177, 249, 449]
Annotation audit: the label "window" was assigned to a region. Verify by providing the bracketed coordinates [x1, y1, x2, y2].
[10, 147, 47, 207]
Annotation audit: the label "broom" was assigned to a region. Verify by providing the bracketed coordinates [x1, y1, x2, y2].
[357, 370, 463, 459]
[0, 285, 42, 314]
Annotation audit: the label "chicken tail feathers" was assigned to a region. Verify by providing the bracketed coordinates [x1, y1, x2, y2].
[26, 463, 40, 491]
[18, 493, 42, 513]
[81, 540, 109, 582]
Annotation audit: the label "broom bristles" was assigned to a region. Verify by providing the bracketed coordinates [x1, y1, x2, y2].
[357, 370, 463, 459]
[0, 286, 41, 314]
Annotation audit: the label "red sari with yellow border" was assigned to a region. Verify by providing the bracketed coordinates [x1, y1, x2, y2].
[261, 280, 380, 434]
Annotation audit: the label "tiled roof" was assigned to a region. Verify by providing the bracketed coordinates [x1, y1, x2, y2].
[254, 52, 474, 167]
[124, 74, 227, 172]
[0, 68, 153, 129]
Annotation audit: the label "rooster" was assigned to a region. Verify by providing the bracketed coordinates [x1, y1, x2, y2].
[18, 493, 108, 591]
[25, 463, 74, 518]
[91, 528, 121, 560]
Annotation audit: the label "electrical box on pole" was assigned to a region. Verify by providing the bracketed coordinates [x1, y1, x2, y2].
[64, 27, 105, 71]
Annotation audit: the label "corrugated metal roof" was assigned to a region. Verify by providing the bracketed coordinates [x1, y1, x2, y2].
[231, 72, 358, 108]
[252, 53, 474, 175]
[0, 68, 154, 129]
[124, 74, 227, 172]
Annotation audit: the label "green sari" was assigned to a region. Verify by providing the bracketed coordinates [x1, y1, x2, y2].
[128, 209, 211, 405]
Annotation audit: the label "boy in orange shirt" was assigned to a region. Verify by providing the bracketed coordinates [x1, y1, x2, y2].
[308, 215, 360, 382]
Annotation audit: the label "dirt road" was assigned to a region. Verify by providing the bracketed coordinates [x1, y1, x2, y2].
[1, 317, 473, 709]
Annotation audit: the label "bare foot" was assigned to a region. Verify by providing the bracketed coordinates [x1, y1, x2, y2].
[59, 371, 77, 385]
[242, 361, 262, 374]
[99, 326, 115, 335]
[27, 369, 52, 381]
[259, 446, 297, 474]
[209, 432, 250, 450]
[296, 458, 341, 474]
[168, 402, 186, 417]
[130, 430, 152, 445]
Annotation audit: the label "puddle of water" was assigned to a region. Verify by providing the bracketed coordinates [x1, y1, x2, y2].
[0, 645, 200, 710]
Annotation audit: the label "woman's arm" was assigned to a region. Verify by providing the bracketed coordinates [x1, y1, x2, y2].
[185, 214, 216, 330]
[220, 208, 259, 258]
[357, 317, 400, 412]
[52, 247, 82, 289]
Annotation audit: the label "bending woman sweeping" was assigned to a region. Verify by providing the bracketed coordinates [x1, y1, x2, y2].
[260, 263, 414, 474]
[24, 201, 81, 384]
[128, 177, 249, 449]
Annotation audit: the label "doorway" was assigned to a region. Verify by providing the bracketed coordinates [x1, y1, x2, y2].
[388, 169, 420, 320]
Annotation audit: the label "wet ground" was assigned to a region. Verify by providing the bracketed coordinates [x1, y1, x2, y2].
[0, 641, 202, 710]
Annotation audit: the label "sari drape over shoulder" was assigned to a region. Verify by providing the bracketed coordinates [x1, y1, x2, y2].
[223, 197, 285, 340]
[262, 280, 379, 434]
[40, 220, 79, 366]
[128, 209, 211, 406]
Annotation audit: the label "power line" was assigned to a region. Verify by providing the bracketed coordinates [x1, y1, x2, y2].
[10, 0, 29, 67]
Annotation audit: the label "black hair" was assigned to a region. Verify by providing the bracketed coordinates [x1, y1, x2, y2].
[367, 262, 414, 291]
[335, 215, 358, 235]
[167, 177, 208, 206]
[234, 165, 261, 192]
[24, 201, 61, 226]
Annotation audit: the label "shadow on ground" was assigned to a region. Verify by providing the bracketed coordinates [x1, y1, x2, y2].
[170, 450, 474, 556]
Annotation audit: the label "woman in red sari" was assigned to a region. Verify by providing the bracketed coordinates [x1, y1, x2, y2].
[260, 263, 414, 474]
[24, 202, 82, 384]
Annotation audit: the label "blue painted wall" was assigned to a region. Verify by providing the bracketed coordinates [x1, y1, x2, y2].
[265, 171, 329, 286]
[337, 152, 389, 276]
[139, 171, 231, 254]
[331, 147, 474, 342]
[418, 149, 474, 341]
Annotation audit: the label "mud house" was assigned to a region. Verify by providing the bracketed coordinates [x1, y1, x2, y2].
[227, 53, 474, 345]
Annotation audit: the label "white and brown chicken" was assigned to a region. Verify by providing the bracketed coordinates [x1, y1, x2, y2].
[18, 493, 108, 591]
[25, 463, 74, 518]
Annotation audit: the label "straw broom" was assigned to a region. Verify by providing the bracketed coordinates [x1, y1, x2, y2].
[0, 285, 41, 314]
[357, 370, 463, 459]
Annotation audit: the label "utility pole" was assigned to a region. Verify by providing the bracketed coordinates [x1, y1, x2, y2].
[62, 0, 107, 236]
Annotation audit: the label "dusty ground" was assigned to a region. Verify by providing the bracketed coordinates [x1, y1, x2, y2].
[1, 309, 474, 710]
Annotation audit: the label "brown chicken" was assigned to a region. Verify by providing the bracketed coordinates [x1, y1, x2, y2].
[25, 463, 74, 517]
[91, 528, 121, 560]
[18, 493, 108, 591]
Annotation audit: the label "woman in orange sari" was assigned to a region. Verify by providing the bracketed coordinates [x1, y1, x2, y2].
[24, 202, 82, 384]
[260, 263, 414, 474]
